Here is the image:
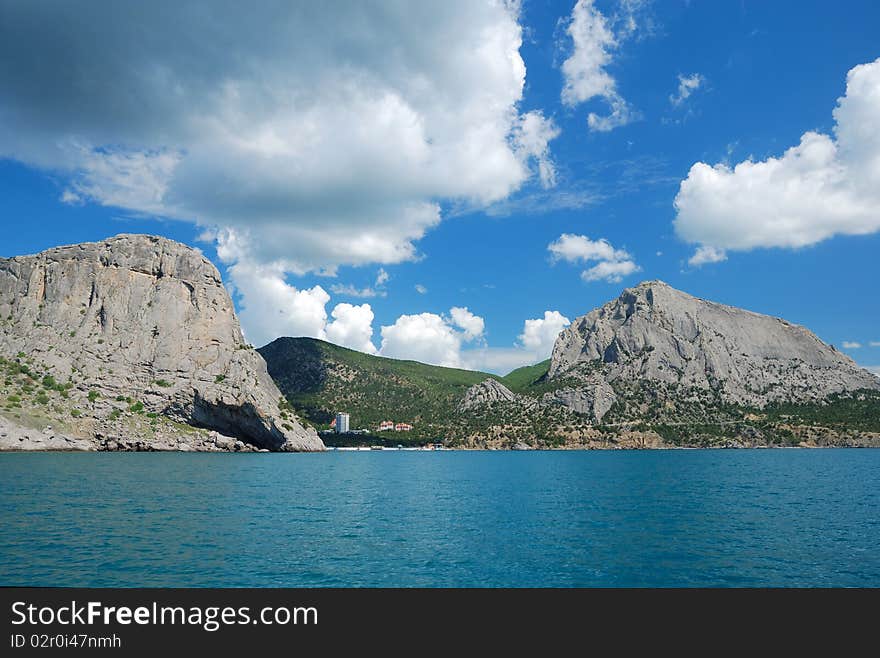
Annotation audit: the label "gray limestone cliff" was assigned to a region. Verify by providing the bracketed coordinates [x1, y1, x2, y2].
[548, 280, 879, 415]
[458, 378, 517, 412]
[0, 234, 323, 451]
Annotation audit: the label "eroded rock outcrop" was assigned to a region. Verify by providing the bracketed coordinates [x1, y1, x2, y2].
[549, 280, 879, 408]
[541, 379, 617, 424]
[458, 378, 517, 412]
[0, 234, 323, 451]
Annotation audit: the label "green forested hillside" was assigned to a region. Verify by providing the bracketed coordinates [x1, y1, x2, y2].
[499, 359, 550, 392]
[258, 337, 494, 440]
[258, 337, 880, 449]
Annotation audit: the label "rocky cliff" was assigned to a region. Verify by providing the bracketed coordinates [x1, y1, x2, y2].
[548, 280, 879, 417]
[458, 378, 517, 412]
[455, 281, 879, 448]
[0, 235, 323, 451]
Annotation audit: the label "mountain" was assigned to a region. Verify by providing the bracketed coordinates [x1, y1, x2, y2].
[549, 280, 878, 408]
[261, 282, 879, 450]
[259, 337, 496, 442]
[0, 235, 322, 451]
[455, 281, 880, 448]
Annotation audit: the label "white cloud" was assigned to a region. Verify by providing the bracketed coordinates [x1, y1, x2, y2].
[227, 262, 330, 348]
[414, 284, 428, 295]
[865, 365, 880, 377]
[377, 307, 490, 368]
[375, 269, 390, 287]
[239, 298, 571, 374]
[688, 245, 727, 267]
[326, 303, 377, 354]
[459, 309, 571, 373]
[670, 73, 704, 107]
[223, 260, 377, 352]
[0, 2, 560, 340]
[520, 311, 571, 357]
[449, 307, 486, 341]
[561, 0, 638, 132]
[842, 341, 862, 349]
[870, 341, 880, 347]
[512, 110, 561, 188]
[675, 57, 880, 260]
[548, 233, 640, 283]
[379, 313, 470, 368]
[549, 233, 627, 263]
[581, 259, 639, 282]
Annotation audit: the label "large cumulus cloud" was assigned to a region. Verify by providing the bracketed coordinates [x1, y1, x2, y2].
[675, 58, 880, 263]
[0, 1, 558, 342]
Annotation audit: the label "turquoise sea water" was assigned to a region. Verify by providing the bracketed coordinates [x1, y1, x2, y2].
[1, 450, 878, 587]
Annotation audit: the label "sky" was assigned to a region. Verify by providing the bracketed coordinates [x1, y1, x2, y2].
[0, 0, 878, 375]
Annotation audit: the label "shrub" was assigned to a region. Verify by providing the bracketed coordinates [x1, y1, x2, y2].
[35, 393, 50, 405]
[129, 401, 144, 413]
[87, 390, 100, 402]
[214, 375, 226, 383]
[154, 379, 172, 388]
[70, 409, 82, 418]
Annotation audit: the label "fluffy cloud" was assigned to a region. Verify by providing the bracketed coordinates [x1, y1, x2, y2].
[548, 234, 640, 283]
[449, 307, 486, 341]
[379, 311, 484, 368]
[460, 310, 570, 373]
[581, 259, 639, 282]
[0, 2, 559, 340]
[688, 245, 727, 267]
[326, 304, 377, 354]
[870, 341, 880, 348]
[226, 258, 377, 353]
[866, 366, 880, 378]
[512, 111, 562, 188]
[376, 306, 567, 373]
[226, 262, 330, 348]
[519, 311, 571, 357]
[549, 233, 627, 263]
[670, 73, 704, 107]
[414, 284, 428, 295]
[675, 58, 880, 262]
[561, 0, 638, 132]
[842, 341, 862, 349]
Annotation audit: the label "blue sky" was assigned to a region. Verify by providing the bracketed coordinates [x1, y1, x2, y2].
[1, 0, 878, 374]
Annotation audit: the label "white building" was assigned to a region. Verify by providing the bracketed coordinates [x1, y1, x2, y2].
[335, 412, 350, 434]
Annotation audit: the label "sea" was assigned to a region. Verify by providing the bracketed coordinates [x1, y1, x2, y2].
[1, 449, 878, 587]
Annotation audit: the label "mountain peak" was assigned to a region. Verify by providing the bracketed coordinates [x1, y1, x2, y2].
[0, 235, 322, 451]
[549, 282, 878, 409]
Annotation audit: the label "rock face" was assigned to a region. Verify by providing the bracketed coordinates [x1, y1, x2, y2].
[0, 415, 94, 451]
[541, 380, 617, 424]
[458, 378, 517, 412]
[0, 235, 323, 451]
[549, 280, 879, 409]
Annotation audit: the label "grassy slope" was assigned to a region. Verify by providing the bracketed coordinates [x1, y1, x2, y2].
[499, 359, 550, 392]
[259, 337, 493, 441]
[259, 338, 880, 447]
